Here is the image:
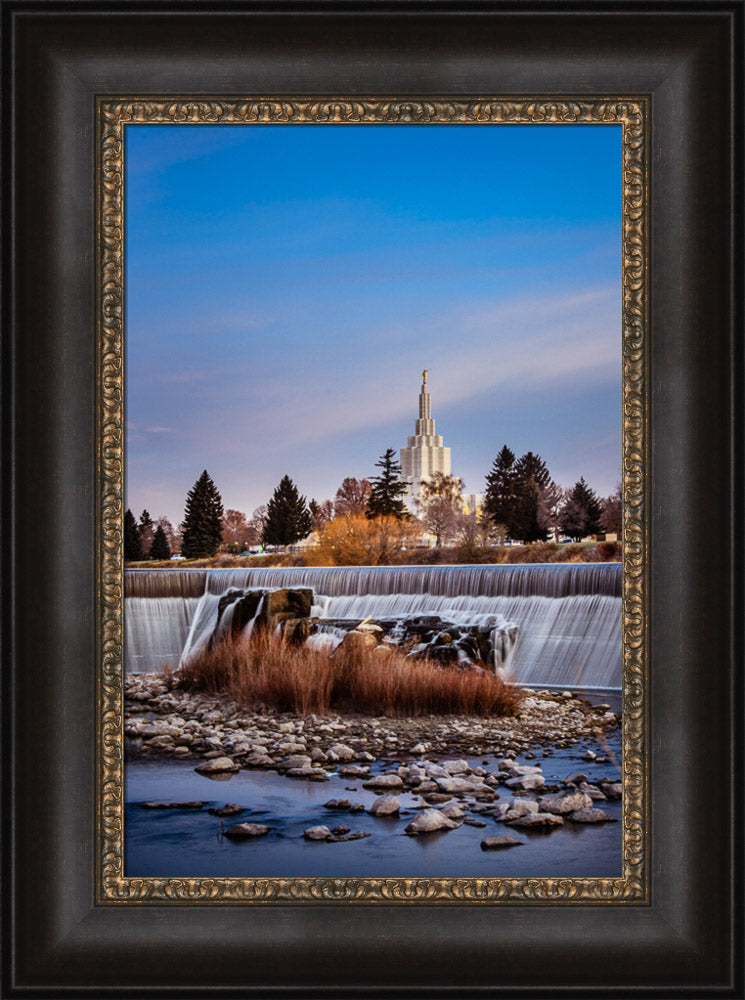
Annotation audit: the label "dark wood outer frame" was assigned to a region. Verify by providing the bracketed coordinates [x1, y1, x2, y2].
[2, 2, 742, 996]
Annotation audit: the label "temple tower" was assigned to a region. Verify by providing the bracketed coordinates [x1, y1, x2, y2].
[400, 370, 451, 503]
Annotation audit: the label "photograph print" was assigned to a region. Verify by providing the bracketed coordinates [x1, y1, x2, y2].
[106, 100, 646, 900]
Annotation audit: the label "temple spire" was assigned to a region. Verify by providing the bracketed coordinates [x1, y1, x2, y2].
[399, 370, 451, 505]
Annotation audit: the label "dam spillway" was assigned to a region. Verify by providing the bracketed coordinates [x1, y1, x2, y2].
[124, 562, 623, 690]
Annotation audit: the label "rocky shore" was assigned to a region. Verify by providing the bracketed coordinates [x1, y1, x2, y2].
[126, 673, 622, 845]
[126, 672, 619, 765]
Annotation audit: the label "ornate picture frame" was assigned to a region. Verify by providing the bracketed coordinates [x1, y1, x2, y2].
[100, 96, 647, 904]
[3, 3, 741, 995]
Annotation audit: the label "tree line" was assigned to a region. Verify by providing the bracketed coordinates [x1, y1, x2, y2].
[124, 446, 621, 561]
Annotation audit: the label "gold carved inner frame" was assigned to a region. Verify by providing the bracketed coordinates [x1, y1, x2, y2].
[97, 97, 648, 904]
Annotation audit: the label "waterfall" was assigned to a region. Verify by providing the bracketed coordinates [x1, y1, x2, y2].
[125, 596, 201, 674]
[124, 563, 622, 689]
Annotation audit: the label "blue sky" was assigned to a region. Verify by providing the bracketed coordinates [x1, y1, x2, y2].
[125, 122, 622, 525]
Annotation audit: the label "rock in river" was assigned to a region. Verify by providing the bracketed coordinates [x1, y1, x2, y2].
[223, 822, 270, 839]
[368, 795, 401, 816]
[481, 835, 523, 850]
[404, 809, 460, 835]
[194, 757, 239, 775]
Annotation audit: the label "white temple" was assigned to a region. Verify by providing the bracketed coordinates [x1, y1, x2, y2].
[399, 369, 451, 503]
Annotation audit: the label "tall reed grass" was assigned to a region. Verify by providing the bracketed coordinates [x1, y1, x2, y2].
[176, 631, 522, 718]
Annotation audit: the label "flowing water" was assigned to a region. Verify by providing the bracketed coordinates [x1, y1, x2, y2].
[125, 563, 622, 689]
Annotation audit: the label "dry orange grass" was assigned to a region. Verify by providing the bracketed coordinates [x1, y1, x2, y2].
[176, 631, 522, 718]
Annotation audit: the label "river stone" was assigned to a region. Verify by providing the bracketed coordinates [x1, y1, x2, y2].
[139, 801, 206, 810]
[507, 764, 543, 777]
[568, 808, 617, 823]
[286, 767, 329, 781]
[537, 791, 593, 815]
[304, 825, 333, 841]
[496, 799, 539, 821]
[369, 795, 401, 816]
[363, 774, 404, 791]
[564, 772, 590, 786]
[439, 802, 466, 820]
[463, 816, 487, 828]
[579, 782, 607, 801]
[481, 836, 524, 850]
[324, 799, 352, 811]
[326, 743, 356, 762]
[435, 776, 478, 795]
[281, 754, 312, 770]
[194, 757, 239, 775]
[404, 809, 460, 835]
[337, 765, 369, 778]
[507, 812, 564, 829]
[245, 754, 275, 768]
[208, 803, 244, 816]
[600, 781, 623, 800]
[505, 773, 545, 791]
[224, 822, 270, 839]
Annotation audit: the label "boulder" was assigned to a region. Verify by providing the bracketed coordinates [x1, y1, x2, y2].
[194, 757, 239, 775]
[507, 812, 564, 829]
[505, 773, 545, 791]
[481, 835, 524, 850]
[435, 776, 479, 795]
[257, 588, 314, 633]
[368, 795, 401, 816]
[223, 822, 270, 839]
[363, 774, 404, 791]
[568, 808, 617, 823]
[323, 799, 352, 811]
[280, 617, 316, 646]
[537, 791, 594, 815]
[207, 803, 243, 816]
[139, 801, 206, 810]
[404, 809, 460, 835]
[304, 825, 333, 841]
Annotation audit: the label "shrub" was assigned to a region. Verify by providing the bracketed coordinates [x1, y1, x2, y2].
[176, 630, 522, 718]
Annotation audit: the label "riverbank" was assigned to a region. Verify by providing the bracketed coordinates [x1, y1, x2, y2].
[125, 673, 623, 878]
[125, 672, 620, 764]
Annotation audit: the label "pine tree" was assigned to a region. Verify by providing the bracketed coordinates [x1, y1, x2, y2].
[138, 509, 154, 556]
[366, 448, 409, 520]
[262, 475, 313, 548]
[149, 525, 171, 560]
[124, 508, 143, 561]
[181, 470, 225, 558]
[559, 477, 602, 540]
[484, 445, 517, 537]
[571, 477, 603, 536]
[511, 452, 551, 542]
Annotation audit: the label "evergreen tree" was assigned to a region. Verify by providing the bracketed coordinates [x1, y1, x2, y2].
[262, 475, 313, 548]
[571, 477, 603, 536]
[149, 525, 171, 560]
[124, 508, 143, 561]
[366, 448, 409, 520]
[511, 452, 551, 542]
[181, 470, 225, 558]
[484, 445, 517, 537]
[138, 509, 154, 556]
[558, 495, 588, 542]
[559, 477, 602, 540]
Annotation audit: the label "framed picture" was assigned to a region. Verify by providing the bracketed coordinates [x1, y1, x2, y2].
[3, 2, 741, 995]
[112, 100, 639, 895]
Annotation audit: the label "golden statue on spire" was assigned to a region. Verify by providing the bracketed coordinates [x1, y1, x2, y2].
[422, 368, 429, 384]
